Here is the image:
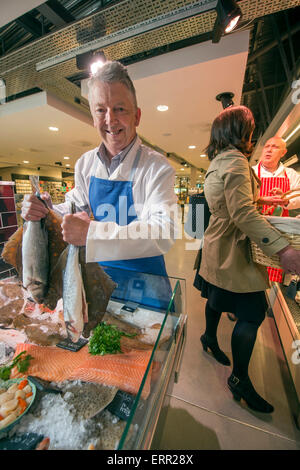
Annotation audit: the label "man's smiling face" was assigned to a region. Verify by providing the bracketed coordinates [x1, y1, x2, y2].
[90, 81, 141, 158]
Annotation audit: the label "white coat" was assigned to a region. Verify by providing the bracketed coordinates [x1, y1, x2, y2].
[54, 136, 177, 263]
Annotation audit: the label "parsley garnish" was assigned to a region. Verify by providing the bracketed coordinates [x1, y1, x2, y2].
[0, 351, 33, 381]
[88, 322, 137, 356]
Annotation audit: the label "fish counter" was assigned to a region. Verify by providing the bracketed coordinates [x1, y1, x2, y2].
[0, 178, 187, 450]
[0, 275, 187, 450]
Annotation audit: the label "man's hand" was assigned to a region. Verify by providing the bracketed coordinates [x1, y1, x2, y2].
[61, 211, 91, 246]
[277, 246, 300, 275]
[21, 193, 50, 221]
[257, 195, 288, 206]
[269, 187, 284, 196]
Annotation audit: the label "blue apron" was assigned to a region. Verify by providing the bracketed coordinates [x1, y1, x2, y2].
[89, 146, 172, 310]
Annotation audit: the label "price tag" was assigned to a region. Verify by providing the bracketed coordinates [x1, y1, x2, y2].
[0, 433, 44, 450]
[56, 337, 88, 352]
[107, 390, 136, 421]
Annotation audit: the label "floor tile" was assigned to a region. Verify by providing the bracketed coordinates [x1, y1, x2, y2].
[151, 396, 300, 450]
[161, 237, 300, 448]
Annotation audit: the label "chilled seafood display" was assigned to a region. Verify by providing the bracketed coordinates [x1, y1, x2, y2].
[11, 380, 137, 450]
[0, 184, 178, 450]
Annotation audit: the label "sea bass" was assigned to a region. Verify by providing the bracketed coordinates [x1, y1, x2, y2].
[62, 243, 88, 343]
[62, 203, 88, 342]
[22, 176, 49, 303]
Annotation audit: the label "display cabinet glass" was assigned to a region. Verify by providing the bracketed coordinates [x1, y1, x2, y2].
[101, 266, 187, 450]
[0, 266, 186, 450]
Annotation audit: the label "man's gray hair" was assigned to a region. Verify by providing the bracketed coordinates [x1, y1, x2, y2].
[87, 60, 138, 108]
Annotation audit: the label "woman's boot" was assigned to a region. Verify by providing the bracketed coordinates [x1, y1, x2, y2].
[228, 373, 274, 413]
[200, 334, 231, 366]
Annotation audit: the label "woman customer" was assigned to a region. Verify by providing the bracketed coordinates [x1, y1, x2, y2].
[198, 105, 300, 413]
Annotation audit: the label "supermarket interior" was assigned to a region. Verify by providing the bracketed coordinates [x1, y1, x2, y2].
[0, 0, 300, 451]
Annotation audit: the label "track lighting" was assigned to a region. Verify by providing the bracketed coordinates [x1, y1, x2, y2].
[216, 92, 235, 109]
[212, 0, 242, 44]
[76, 51, 106, 73]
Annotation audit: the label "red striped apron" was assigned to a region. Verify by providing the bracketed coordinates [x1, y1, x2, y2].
[258, 163, 290, 283]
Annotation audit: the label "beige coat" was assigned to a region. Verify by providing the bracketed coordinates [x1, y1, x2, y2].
[199, 148, 289, 293]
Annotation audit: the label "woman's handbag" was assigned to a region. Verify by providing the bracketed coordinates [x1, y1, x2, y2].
[250, 216, 300, 269]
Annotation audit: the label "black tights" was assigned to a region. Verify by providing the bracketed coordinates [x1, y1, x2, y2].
[204, 302, 264, 379]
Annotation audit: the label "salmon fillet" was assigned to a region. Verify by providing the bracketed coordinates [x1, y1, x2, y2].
[11, 343, 153, 398]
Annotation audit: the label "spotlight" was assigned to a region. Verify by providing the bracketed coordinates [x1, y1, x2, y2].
[216, 92, 235, 109]
[212, 0, 242, 44]
[76, 51, 106, 72]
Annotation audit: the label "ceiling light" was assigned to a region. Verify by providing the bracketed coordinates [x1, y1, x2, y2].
[225, 14, 240, 33]
[76, 51, 106, 73]
[23, 160, 29, 163]
[200, 154, 207, 158]
[180, 168, 185, 171]
[64, 156, 70, 160]
[212, 0, 242, 44]
[90, 59, 105, 75]
[189, 145, 196, 149]
[283, 121, 300, 142]
[157, 105, 168, 112]
[284, 155, 298, 167]
[66, 164, 70, 167]
[49, 126, 59, 132]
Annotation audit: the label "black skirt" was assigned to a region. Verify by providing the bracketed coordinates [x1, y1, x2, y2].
[193, 250, 268, 324]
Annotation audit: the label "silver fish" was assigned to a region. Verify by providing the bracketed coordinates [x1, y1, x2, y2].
[62, 203, 88, 342]
[22, 176, 49, 303]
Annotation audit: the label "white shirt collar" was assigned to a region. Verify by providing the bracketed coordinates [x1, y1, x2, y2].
[255, 161, 286, 177]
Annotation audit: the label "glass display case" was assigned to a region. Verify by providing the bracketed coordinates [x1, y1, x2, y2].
[101, 266, 187, 450]
[0, 267, 187, 450]
[267, 283, 300, 428]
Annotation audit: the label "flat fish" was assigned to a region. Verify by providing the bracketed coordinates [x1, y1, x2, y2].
[63, 244, 88, 343]
[62, 382, 118, 419]
[78, 248, 117, 338]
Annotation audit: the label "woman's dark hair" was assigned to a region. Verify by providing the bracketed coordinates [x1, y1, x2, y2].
[205, 105, 255, 160]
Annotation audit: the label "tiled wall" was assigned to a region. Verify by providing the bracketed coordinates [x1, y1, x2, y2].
[0, 182, 18, 279]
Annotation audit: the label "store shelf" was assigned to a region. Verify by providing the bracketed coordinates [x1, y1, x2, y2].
[12, 174, 74, 205]
[0, 181, 18, 279]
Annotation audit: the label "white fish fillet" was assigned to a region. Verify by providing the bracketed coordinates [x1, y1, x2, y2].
[63, 244, 88, 343]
